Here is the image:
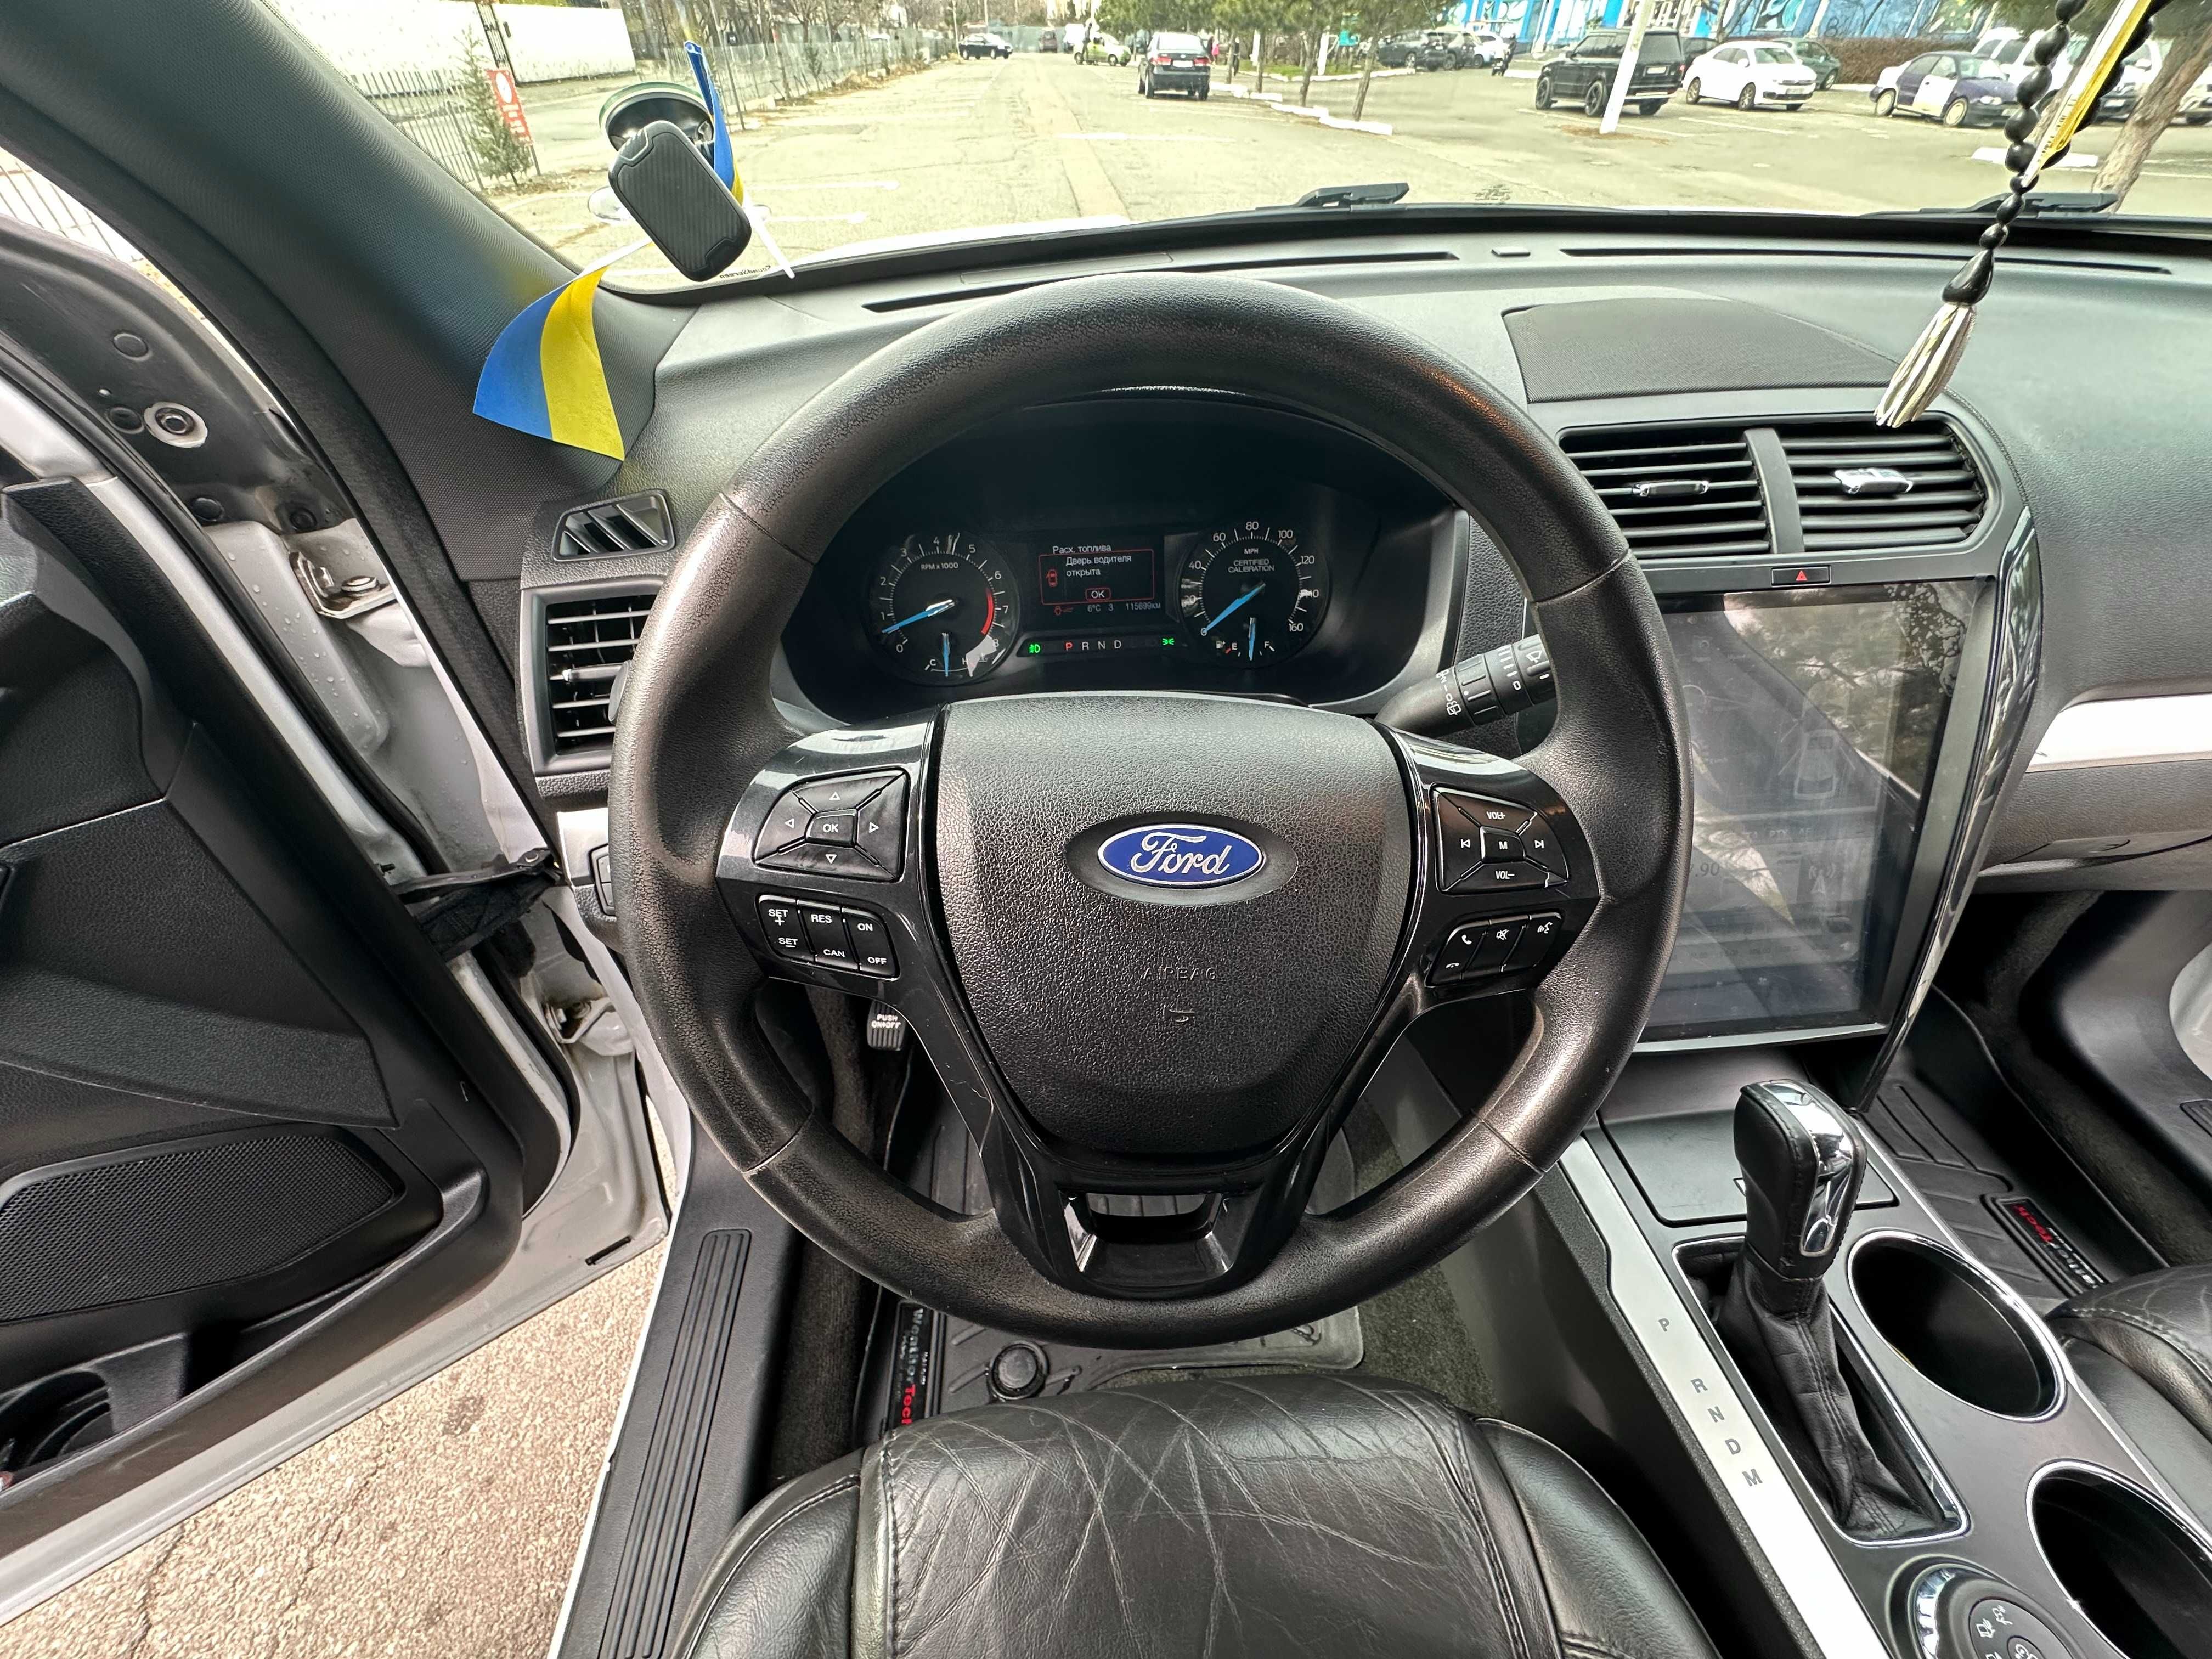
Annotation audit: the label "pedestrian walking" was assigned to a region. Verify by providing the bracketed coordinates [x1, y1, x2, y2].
[1493, 36, 1515, 76]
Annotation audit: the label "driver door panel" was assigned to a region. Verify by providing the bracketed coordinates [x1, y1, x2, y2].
[0, 481, 529, 1543]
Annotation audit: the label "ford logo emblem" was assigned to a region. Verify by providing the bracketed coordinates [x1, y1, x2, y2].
[1096, 823, 1266, 889]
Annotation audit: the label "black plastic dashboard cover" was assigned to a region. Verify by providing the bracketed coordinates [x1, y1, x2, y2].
[1504, 297, 1895, 402]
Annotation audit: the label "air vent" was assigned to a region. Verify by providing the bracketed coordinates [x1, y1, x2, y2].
[1561, 425, 1769, 558]
[1781, 420, 1985, 551]
[553, 492, 675, 560]
[541, 590, 654, 757]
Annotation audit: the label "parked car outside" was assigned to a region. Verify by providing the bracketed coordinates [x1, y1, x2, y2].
[1534, 28, 1686, 117]
[1376, 30, 1427, 68]
[1685, 42, 1819, 111]
[1749, 35, 1840, 88]
[1871, 52, 2015, 126]
[1970, 29, 2153, 120]
[1094, 32, 1129, 65]
[1415, 30, 1471, 70]
[959, 30, 1012, 58]
[1139, 31, 1211, 98]
[2181, 67, 2212, 124]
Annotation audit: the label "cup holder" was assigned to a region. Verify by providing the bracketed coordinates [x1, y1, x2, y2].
[2032, 1465, 2212, 1659]
[1848, 1233, 2059, 1418]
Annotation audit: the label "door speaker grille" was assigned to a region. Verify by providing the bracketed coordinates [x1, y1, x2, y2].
[0, 1131, 398, 1322]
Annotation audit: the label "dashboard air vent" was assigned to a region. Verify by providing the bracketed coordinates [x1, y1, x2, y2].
[541, 590, 654, 756]
[1780, 420, 1984, 550]
[553, 492, 675, 560]
[1560, 425, 1769, 558]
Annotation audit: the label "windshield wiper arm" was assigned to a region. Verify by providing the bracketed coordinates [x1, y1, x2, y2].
[1286, 182, 1411, 210]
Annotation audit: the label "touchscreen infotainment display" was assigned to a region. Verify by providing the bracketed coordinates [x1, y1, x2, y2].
[1643, 582, 1973, 1040]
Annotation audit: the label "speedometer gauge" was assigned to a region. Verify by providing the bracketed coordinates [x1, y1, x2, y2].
[868, 533, 1019, 684]
[1178, 523, 1330, 664]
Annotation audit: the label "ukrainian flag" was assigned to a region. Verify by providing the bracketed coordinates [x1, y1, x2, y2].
[472, 265, 625, 461]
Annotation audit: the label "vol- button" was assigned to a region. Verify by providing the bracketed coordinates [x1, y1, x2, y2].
[1476, 860, 1547, 891]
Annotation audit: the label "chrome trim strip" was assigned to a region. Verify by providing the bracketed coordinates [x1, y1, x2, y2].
[1854, 511, 2042, 1109]
[1635, 1022, 1885, 1054]
[2028, 693, 2212, 772]
[1844, 1229, 2067, 1424]
[1560, 1142, 1890, 1659]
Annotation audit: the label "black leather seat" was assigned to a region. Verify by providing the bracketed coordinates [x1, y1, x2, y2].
[676, 1373, 1720, 1659]
[2053, 1264, 2212, 1531]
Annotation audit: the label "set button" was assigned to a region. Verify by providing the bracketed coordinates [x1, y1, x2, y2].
[757, 895, 898, 977]
[1429, 913, 1562, 986]
[1434, 789, 1569, 894]
[755, 771, 907, 879]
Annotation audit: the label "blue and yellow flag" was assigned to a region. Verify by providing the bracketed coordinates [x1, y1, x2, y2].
[472, 264, 624, 460]
[686, 41, 738, 193]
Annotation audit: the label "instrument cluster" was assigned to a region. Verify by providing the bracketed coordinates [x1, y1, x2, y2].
[865, 519, 1331, 686]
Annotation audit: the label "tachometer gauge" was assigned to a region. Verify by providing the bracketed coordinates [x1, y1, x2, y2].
[1178, 523, 1330, 664]
[868, 533, 1019, 684]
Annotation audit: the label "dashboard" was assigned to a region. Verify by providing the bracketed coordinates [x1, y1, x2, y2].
[779, 400, 1452, 723]
[508, 213, 2212, 1050]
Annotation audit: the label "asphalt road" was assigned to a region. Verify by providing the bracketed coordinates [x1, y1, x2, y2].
[495, 50, 2212, 284]
[0, 1248, 662, 1659]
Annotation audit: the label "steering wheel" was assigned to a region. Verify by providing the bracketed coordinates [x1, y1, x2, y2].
[611, 273, 1690, 1346]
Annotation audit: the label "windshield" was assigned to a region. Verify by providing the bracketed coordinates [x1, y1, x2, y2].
[253, 0, 2212, 290]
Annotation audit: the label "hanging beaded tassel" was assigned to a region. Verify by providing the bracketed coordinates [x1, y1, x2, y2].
[1877, 0, 2091, 427]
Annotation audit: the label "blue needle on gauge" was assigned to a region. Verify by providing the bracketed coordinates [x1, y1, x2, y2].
[881, 596, 957, 635]
[1246, 614, 1257, 660]
[940, 633, 951, 676]
[1203, 584, 1263, 636]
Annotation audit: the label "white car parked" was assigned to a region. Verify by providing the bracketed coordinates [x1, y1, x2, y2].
[1684, 41, 1818, 110]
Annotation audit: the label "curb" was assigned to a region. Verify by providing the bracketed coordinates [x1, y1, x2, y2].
[1218, 80, 1393, 134]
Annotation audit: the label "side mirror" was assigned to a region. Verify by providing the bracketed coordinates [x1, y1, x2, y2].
[606, 120, 753, 283]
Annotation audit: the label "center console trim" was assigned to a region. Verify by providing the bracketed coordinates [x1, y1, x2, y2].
[1560, 1139, 1891, 1659]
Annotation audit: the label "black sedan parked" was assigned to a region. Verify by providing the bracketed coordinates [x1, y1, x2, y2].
[1138, 31, 1210, 98]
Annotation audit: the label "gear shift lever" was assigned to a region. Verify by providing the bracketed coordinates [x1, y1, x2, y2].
[1716, 1079, 1926, 1537]
[1735, 1079, 1865, 1309]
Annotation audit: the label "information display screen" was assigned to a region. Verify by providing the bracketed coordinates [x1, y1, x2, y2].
[1643, 582, 1973, 1040]
[1037, 543, 1163, 624]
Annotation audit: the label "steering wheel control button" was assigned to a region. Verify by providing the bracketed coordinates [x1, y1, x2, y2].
[798, 771, 894, 812]
[1474, 860, 1547, 891]
[855, 773, 907, 877]
[800, 903, 855, 966]
[756, 789, 811, 858]
[1434, 789, 1541, 893]
[1522, 821, 1569, 880]
[1435, 795, 1487, 891]
[1504, 915, 1561, 971]
[842, 909, 898, 976]
[757, 897, 811, 961]
[1469, 922, 1523, 973]
[756, 771, 905, 880]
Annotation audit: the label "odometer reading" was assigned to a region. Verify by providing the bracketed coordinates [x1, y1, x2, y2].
[1178, 523, 1329, 664]
[868, 533, 1019, 683]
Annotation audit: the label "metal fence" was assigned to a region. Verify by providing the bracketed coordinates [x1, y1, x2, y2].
[349, 66, 488, 191]
[0, 149, 141, 262]
[648, 29, 952, 125]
